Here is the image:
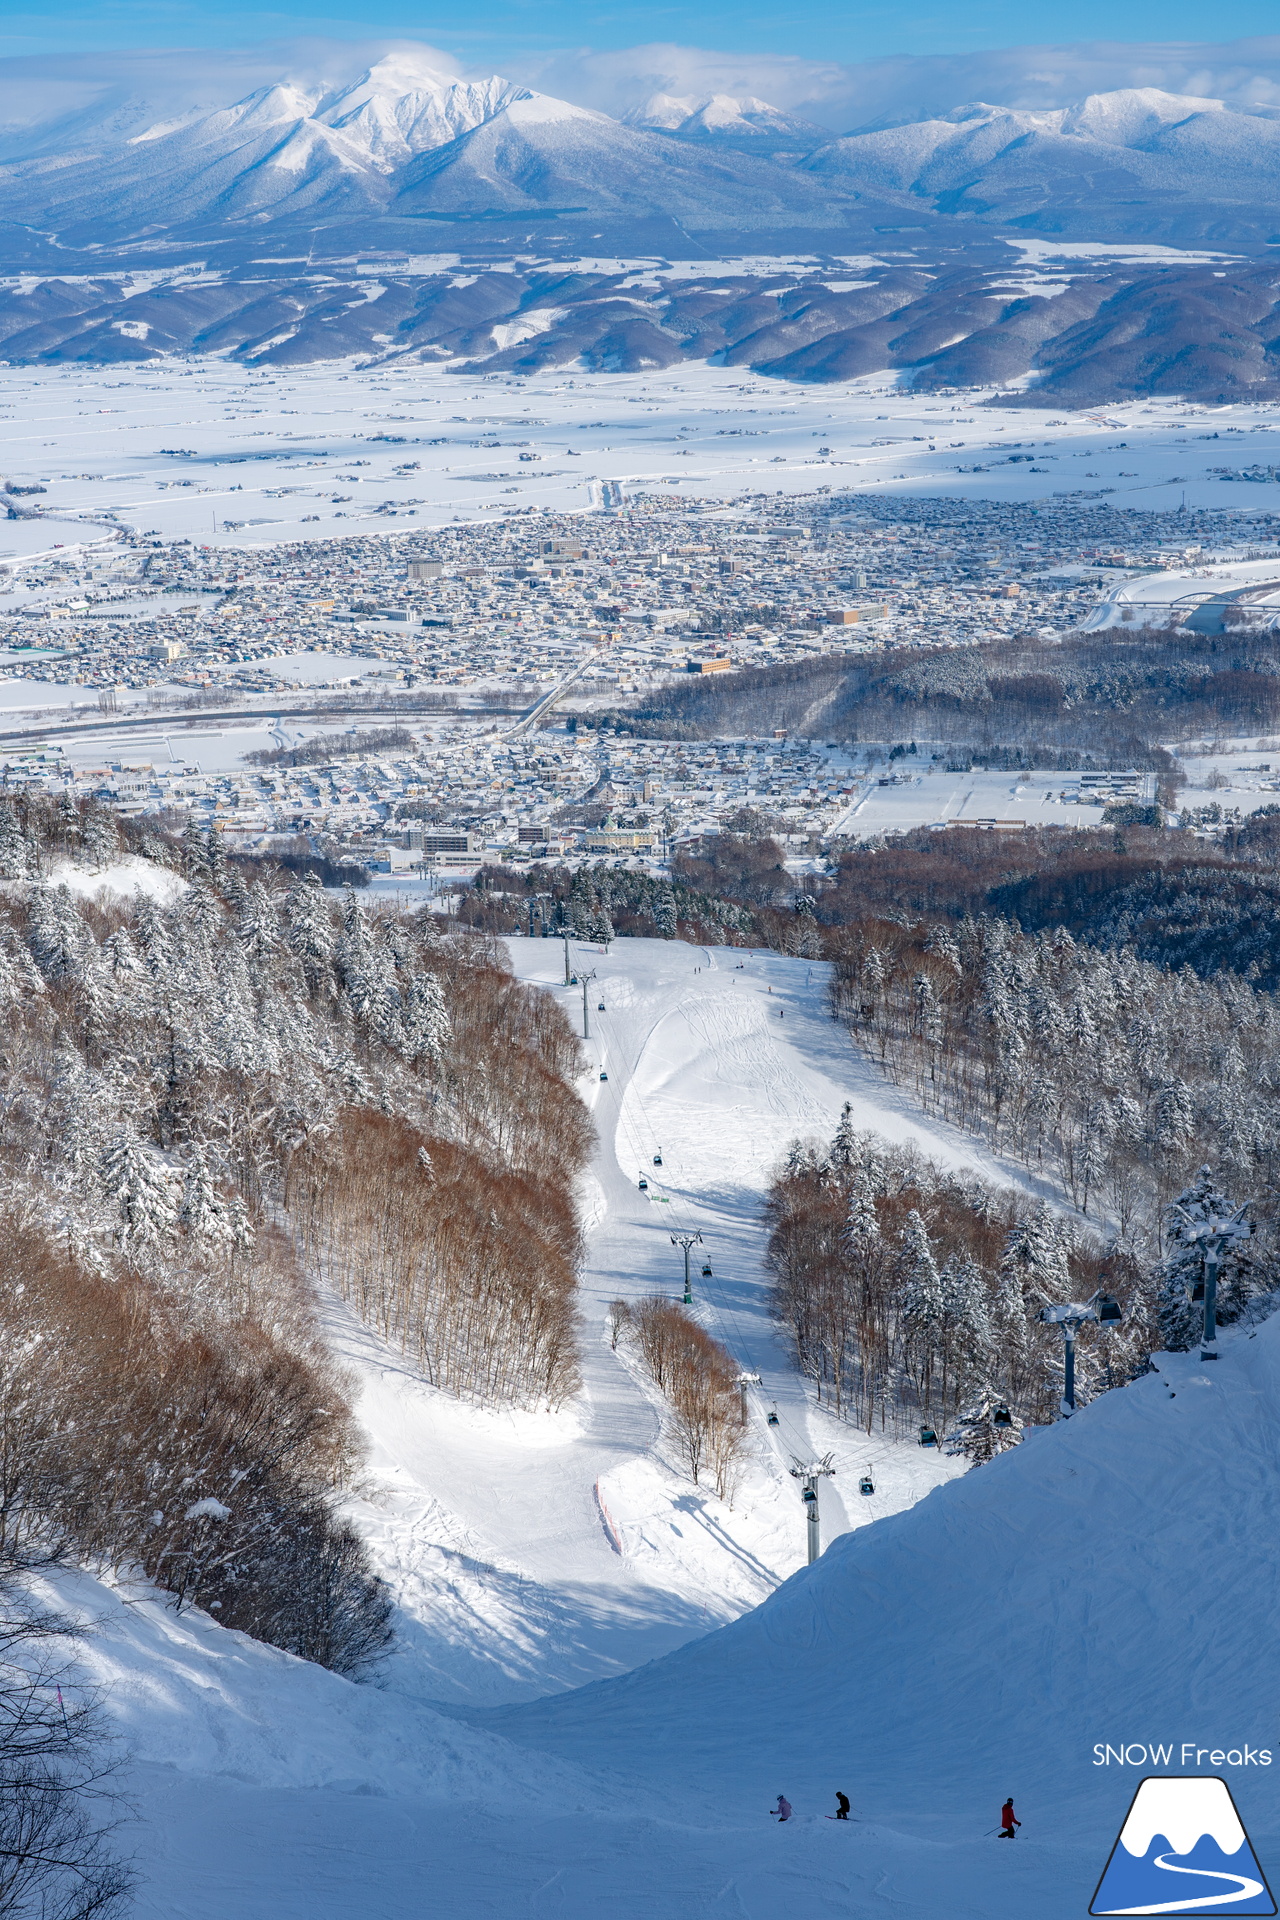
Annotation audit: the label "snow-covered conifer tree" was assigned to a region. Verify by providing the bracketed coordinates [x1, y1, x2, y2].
[400, 971, 449, 1064]
[830, 1102, 858, 1172]
[1154, 1166, 1257, 1351]
[26, 884, 87, 985]
[947, 1384, 1023, 1465]
[98, 1130, 178, 1253]
[81, 803, 119, 872]
[284, 875, 335, 995]
[0, 801, 32, 879]
[178, 1143, 231, 1247]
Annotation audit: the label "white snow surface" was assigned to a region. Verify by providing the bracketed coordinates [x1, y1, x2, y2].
[43, 856, 188, 903]
[37, 937, 1280, 1917]
[10, 354, 1280, 565]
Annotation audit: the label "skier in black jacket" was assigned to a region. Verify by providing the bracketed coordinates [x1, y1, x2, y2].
[835, 1793, 850, 1820]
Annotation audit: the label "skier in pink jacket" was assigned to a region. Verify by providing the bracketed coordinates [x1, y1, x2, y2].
[773, 1794, 792, 1822]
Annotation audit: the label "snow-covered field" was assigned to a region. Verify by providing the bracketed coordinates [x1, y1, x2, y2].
[5, 357, 1280, 559]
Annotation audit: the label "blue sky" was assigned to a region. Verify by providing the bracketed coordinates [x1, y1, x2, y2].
[2, 0, 1278, 65]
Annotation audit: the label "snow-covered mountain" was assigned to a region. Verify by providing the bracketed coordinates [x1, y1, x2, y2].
[627, 90, 832, 151]
[6, 61, 1280, 250]
[805, 85, 1280, 222]
[0, 53, 855, 238]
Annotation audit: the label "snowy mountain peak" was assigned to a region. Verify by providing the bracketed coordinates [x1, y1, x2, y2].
[1061, 86, 1227, 144]
[627, 92, 700, 131]
[499, 90, 607, 128]
[628, 89, 828, 146]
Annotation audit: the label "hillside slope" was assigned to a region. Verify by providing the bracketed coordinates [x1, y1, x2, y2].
[321, 938, 979, 1708]
[487, 1315, 1280, 1913]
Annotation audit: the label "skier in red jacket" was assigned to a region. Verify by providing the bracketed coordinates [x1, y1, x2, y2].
[998, 1798, 1021, 1839]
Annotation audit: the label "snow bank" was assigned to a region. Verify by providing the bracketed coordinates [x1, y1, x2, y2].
[43, 1563, 601, 1809]
[44, 857, 187, 904]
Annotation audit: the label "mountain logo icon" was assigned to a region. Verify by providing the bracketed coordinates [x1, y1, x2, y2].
[1091, 1777, 1276, 1915]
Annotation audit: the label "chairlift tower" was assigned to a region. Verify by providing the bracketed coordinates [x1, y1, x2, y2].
[1038, 1291, 1123, 1416]
[1171, 1201, 1253, 1361]
[789, 1454, 836, 1564]
[580, 968, 597, 1041]
[735, 1370, 761, 1423]
[670, 1229, 702, 1305]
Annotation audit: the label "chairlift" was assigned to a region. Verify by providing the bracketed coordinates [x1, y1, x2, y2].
[858, 1474, 874, 1497]
[919, 1425, 938, 1448]
[767, 1406, 780, 1426]
[653, 1153, 663, 1166]
[993, 1403, 1014, 1429]
[638, 1176, 648, 1190]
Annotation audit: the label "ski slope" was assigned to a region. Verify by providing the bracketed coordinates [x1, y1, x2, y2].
[323, 937, 979, 1709]
[47, 936, 1280, 1919]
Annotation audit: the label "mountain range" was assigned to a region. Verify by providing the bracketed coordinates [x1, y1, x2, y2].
[6, 52, 1280, 404]
[5, 53, 1280, 250]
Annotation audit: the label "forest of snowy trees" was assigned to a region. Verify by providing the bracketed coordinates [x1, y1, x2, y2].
[765, 1118, 1139, 1436]
[826, 912, 1280, 1246]
[766, 1117, 1269, 1442]
[0, 788, 591, 1679]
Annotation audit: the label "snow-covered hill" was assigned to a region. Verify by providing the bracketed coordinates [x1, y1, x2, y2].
[37, 935, 1280, 1917]
[318, 939, 983, 1709]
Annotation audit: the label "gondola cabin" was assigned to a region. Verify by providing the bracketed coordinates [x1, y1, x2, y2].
[858, 1475, 874, 1496]
[919, 1425, 938, 1447]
